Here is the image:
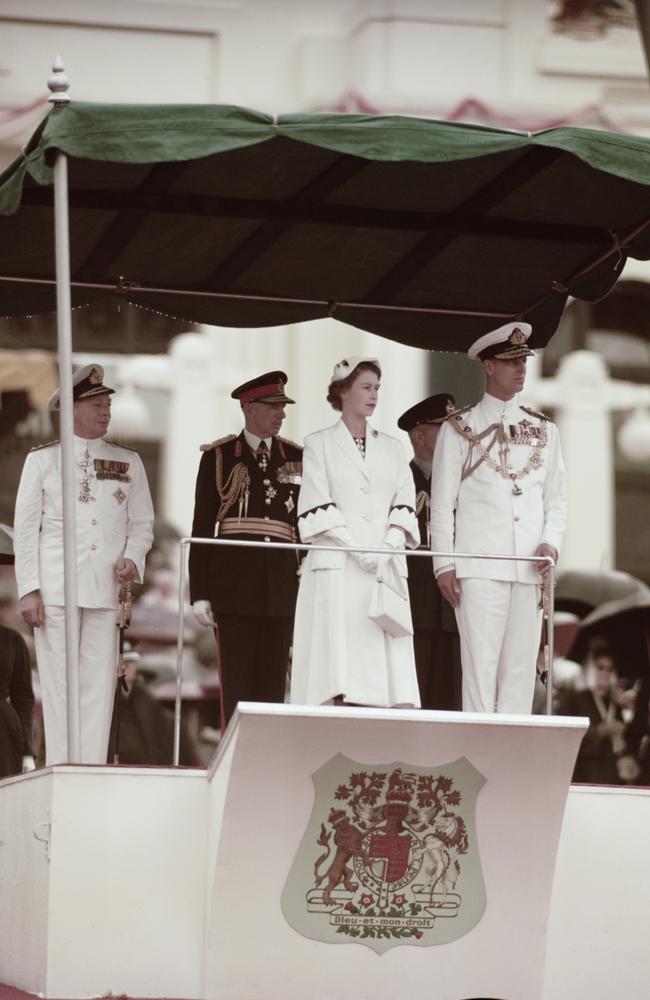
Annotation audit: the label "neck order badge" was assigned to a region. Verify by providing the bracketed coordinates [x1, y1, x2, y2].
[281, 753, 486, 954]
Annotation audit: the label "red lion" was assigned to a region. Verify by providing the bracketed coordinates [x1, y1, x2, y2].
[314, 809, 369, 905]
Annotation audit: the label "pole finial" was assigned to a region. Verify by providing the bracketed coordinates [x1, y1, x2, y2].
[48, 56, 70, 105]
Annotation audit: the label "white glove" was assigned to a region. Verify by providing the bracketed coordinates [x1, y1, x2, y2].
[355, 552, 379, 574]
[22, 755, 36, 773]
[193, 600, 215, 628]
[320, 527, 378, 574]
[383, 526, 406, 550]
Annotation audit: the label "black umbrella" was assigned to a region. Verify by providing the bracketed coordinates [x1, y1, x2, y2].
[0, 522, 14, 565]
[555, 569, 650, 619]
[569, 590, 650, 678]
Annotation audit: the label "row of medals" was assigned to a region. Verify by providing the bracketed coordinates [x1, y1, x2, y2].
[78, 447, 126, 505]
[258, 450, 295, 513]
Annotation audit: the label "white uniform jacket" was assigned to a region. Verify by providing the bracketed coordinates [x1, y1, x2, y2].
[14, 436, 154, 608]
[291, 420, 420, 707]
[430, 394, 567, 584]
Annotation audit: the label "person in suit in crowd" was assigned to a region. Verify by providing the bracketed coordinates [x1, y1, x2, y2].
[563, 649, 628, 784]
[189, 371, 302, 729]
[14, 364, 154, 765]
[0, 622, 36, 777]
[624, 674, 650, 784]
[290, 356, 420, 708]
[107, 644, 201, 767]
[430, 323, 567, 714]
[398, 394, 462, 710]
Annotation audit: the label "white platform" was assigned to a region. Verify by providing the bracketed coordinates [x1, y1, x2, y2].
[0, 705, 646, 1000]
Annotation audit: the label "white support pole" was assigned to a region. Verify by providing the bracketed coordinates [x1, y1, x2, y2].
[53, 150, 81, 762]
[49, 57, 81, 761]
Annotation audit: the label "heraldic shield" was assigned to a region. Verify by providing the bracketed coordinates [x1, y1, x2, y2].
[281, 753, 486, 954]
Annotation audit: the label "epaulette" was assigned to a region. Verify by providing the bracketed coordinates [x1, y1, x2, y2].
[105, 440, 138, 452]
[30, 440, 58, 452]
[446, 404, 473, 422]
[447, 405, 477, 443]
[277, 434, 303, 451]
[520, 405, 552, 423]
[200, 434, 237, 452]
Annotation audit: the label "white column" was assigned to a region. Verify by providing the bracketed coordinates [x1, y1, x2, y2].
[553, 353, 615, 571]
[162, 333, 221, 535]
[523, 350, 650, 574]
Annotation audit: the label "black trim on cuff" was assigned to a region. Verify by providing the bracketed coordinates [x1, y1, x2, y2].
[298, 501, 338, 521]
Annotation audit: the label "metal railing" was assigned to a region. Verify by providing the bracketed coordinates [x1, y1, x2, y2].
[173, 538, 555, 765]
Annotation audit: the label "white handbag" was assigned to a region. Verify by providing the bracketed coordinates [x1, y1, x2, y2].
[368, 556, 414, 638]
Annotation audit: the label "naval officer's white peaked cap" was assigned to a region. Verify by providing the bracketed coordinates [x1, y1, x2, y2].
[467, 322, 535, 361]
[47, 363, 115, 411]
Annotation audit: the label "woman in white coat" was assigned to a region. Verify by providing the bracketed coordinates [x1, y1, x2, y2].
[290, 357, 421, 708]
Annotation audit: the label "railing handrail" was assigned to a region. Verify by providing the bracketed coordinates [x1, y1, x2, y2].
[173, 537, 555, 763]
[179, 536, 555, 563]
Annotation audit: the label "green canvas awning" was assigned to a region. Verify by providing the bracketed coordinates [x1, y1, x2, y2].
[2, 101, 650, 351]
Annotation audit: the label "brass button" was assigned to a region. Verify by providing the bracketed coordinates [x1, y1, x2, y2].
[265, 498, 271, 505]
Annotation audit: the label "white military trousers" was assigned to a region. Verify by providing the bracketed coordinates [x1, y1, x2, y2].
[34, 606, 119, 765]
[455, 579, 542, 714]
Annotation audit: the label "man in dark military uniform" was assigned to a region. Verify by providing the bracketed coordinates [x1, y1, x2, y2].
[398, 393, 461, 710]
[189, 371, 302, 729]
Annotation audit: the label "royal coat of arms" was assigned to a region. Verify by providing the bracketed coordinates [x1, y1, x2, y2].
[282, 753, 486, 954]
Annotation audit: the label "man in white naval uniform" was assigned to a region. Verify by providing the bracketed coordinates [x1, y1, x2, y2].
[14, 364, 154, 764]
[430, 323, 567, 714]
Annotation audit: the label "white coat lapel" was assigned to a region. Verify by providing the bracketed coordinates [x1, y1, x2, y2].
[333, 419, 370, 481]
